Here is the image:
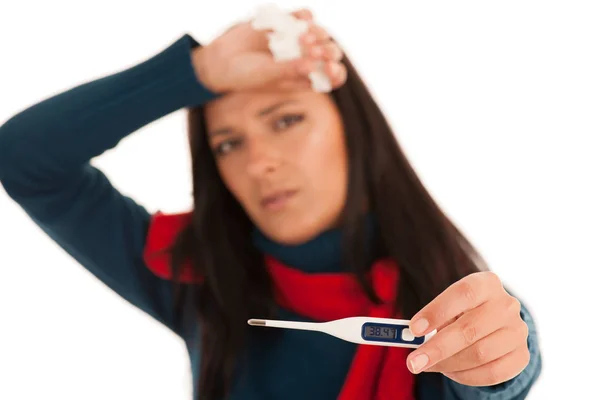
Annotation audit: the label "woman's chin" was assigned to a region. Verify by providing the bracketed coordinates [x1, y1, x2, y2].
[257, 220, 326, 246]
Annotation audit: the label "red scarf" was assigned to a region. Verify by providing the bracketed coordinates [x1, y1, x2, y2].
[143, 212, 416, 400]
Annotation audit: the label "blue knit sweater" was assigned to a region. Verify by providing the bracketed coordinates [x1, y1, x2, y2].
[0, 33, 541, 399]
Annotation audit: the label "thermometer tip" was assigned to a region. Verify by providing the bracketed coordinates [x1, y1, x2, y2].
[248, 319, 266, 326]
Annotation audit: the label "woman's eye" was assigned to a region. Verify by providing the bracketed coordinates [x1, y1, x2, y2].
[214, 139, 241, 156]
[273, 114, 305, 131]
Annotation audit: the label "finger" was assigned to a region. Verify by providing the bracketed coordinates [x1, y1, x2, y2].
[295, 59, 321, 77]
[255, 56, 304, 85]
[426, 319, 528, 373]
[443, 344, 531, 387]
[269, 57, 346, 90]
[410, 271, 503, 337]
[406, 297, 518, 374]
[268, 77, 313, 91]
[308, 42, 343, 62]
[308, 24, 331, 42]
[292, 8, 313, 21]
[326, 61, 347, 88]
[301, 23, 330, 45]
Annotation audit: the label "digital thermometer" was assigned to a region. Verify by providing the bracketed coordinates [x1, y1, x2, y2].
[248, 316, 436, 348]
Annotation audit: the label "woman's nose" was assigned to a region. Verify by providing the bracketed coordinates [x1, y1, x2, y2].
[246, 137, 282, 177]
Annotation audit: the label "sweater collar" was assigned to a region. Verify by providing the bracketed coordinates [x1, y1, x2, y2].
[251, 215, 377, 273]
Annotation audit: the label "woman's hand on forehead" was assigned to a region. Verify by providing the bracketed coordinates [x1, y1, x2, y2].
[192, 8, 347, 94]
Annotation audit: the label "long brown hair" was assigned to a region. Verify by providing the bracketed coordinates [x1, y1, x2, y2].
[170, 54, 487, 399]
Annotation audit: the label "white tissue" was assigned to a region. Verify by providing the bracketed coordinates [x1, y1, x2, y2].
[251, 4, 332, 93]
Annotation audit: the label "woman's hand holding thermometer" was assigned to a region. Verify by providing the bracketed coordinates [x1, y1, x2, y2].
[405, 271, 531, 386]
[250, 272, 530, 387]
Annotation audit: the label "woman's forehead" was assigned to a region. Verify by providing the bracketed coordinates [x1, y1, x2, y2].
[205, 88, 325, 116]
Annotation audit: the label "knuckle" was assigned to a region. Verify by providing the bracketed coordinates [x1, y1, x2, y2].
[506, 296, 521, 314]
[326, 43, 341, 59]
[487, 363, 504, 385]
[460, 323, 478, 345]
[473, 342, 487, 364]
[509, 347, 531, 379]
[521, 347, 531, 368]
[485, 271, 502, 287]
[458, 280, 479, 304]
[517, 320, 529, 341]
[422, 306, 447, 329]
[428, 342, 446, 362]
[311, 24, 329, 39]
[431, 308, 449, 327]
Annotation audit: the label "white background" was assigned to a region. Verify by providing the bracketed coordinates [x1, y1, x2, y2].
[1, 1, 598, 399]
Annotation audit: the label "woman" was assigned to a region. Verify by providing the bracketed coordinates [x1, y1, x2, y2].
[0, 8, 541, 400]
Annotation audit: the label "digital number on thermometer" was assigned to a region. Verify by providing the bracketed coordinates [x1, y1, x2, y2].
[361, 322, 426, 345]
[363, 325, 398, 339]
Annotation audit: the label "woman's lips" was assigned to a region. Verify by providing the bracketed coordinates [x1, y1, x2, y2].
[261, 190, 298, 211]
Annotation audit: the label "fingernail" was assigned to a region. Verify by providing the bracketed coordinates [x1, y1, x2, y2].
[411, 318, 429, 336]
[410, 354, 429, 374]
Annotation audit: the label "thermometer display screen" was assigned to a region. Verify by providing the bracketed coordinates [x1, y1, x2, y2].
[363, 325, 398, 339]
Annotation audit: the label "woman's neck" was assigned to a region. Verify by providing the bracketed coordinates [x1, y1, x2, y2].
[251, 215, 377, 273]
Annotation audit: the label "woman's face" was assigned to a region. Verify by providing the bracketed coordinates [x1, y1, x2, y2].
[204, 88, 348, 245]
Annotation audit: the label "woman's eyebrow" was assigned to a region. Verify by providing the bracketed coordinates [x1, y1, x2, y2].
[257, 99, 298, 117]
[209, 99, 299, 137]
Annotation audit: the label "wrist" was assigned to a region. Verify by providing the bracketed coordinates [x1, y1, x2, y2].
[192, 45, 223, 94]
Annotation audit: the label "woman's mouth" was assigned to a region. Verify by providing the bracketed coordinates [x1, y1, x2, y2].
[261, 190, 298, 211]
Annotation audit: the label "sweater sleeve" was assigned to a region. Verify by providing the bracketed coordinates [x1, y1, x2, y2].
[0, 33, 216, 336]
[442, 299, 543, 400]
